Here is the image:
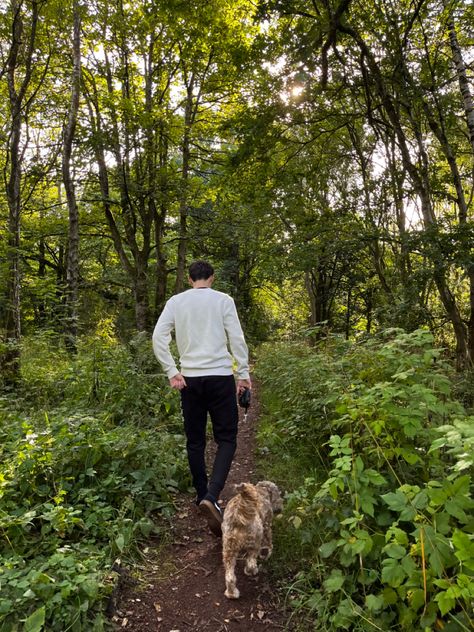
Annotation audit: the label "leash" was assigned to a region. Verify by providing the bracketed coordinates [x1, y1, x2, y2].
[238, 387, 251, 422]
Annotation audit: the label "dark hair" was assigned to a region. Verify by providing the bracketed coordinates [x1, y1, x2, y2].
[188, 260, 214, 281]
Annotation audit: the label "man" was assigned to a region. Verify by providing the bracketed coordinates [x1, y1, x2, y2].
[152, 260, 251, 536]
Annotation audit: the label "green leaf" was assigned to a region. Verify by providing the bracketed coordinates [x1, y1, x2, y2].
[381, 490, 407, 512]
[365, 594, 384, 612]
[323, 570, 345, 593]
[383, 543, 406, 559]
[381, 559, 406, 587]
[24, 606, 45, 632]
[433, 511, 451, 535]
[382, 587, 398, 605]
[115, 533, 125, 552]
[435, 590, 456, 616]
[452, 529, 474, 569]
[0, 599, 13, 615]
[319, 540, 337, 558]
[409, 588, 425, 611]
[291, 515, 302, 529]
[81, 579, 99, 599]
[445, 499, 468, 523]
[413, 491, 428, 510]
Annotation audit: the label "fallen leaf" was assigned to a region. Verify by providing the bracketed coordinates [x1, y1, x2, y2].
[121, 618, 128, 627]
[153, 603, 162, 613]
[229, 612, 245, 622]
[257, 610, 265, 620]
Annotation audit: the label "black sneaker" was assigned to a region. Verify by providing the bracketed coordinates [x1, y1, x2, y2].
[199, 498, 223, 537]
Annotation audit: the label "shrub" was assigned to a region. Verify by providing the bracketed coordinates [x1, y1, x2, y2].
[256, 329, 474, 631]
[0, 334, 188, 630]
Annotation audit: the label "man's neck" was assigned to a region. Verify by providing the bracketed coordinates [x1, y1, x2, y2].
[191, 280, 213, 289]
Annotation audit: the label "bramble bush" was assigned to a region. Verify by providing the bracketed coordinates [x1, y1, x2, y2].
[0, 331, 188, 631]
[256, 329, 474, 631]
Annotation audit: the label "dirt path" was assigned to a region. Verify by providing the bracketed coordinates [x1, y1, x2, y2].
[114, 384, 290, 631]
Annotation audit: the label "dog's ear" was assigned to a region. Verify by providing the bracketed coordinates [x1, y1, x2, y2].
[257, 481, 283, 511]
[235, 482, 256, 498]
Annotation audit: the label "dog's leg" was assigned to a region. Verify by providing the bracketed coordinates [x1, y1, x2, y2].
[260, 522, 273, 559]
[223, 548, 240, 599]
[244, 544, 260, 576]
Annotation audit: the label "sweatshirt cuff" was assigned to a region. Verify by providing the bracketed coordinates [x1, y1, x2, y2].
[166, 367, 179, 379]
[236, 371, 250, 380]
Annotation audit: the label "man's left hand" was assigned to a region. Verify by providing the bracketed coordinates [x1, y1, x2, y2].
[170, 373, 187, 390]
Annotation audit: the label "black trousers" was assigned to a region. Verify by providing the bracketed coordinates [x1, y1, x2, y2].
[180, 375, 238, 501]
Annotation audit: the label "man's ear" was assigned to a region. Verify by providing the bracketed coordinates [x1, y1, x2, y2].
[188, 276, 193, 286]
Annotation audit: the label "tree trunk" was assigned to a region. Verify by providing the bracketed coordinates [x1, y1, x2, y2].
[2, 0, 40, 384]
[62, 0, 81, 352]
[444, 5, 474, 364]
[445, 6, 474, 154]
[154, 207, 168, 317]
[305, 267, 331, 334]
[349, 127, 393, 299]
[345, 286, 352, 340]
[175, 78, 194, 294]
[134, 259, 149, 332]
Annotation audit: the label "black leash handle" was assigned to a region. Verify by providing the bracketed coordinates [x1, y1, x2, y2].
[238, 387, 251, 419]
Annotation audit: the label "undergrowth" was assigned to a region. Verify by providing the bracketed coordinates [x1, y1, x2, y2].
[0, 329, 188, 631]
[256, 329, 474, 631]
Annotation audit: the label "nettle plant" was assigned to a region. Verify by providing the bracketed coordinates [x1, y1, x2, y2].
[277, 330, 474, 630]
[0, 333, 188, 631]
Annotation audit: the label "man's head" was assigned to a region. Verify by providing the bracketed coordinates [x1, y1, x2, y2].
[188, 260, 214, 282]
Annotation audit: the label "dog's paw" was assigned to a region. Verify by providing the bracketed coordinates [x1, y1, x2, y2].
[225, 587, 240, 599]
[259, 546, 272, 559]
[244, 563, 259, 576]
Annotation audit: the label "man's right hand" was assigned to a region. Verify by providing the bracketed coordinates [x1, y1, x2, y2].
[169, 373, 187, 390]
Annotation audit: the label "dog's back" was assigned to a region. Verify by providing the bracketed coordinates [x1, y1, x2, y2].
[223, 482, 260, 530]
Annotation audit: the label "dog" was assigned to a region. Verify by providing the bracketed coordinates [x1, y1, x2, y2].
[222, 481, 283, 599]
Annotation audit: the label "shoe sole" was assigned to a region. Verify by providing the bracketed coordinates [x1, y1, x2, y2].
[199, 500, 222, 537]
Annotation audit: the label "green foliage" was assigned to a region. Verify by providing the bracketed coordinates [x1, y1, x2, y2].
[0, 334, 188, 630]
[19, 328, 180, 424]
[257, 329, 474, 631]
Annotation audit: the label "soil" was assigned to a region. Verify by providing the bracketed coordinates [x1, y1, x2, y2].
[113, 383, 291, 632]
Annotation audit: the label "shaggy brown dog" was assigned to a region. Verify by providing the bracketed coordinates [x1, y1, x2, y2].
[222, 481, 283, 599]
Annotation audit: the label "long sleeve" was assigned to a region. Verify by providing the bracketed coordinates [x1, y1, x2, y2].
[223, 298, 250, 379]
[152, 299, 179, 379]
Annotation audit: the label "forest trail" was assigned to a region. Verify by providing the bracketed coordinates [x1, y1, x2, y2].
[114, 384, 290, 632]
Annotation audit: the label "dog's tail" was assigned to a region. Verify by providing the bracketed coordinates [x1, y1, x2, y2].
[233, 483, 259, 525]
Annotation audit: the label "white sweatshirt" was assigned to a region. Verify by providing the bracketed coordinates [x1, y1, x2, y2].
[152, 288, 250, 380]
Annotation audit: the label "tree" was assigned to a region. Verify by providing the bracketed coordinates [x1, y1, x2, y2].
[62, 0, 82, 351]
[1, 0, 44, 383]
